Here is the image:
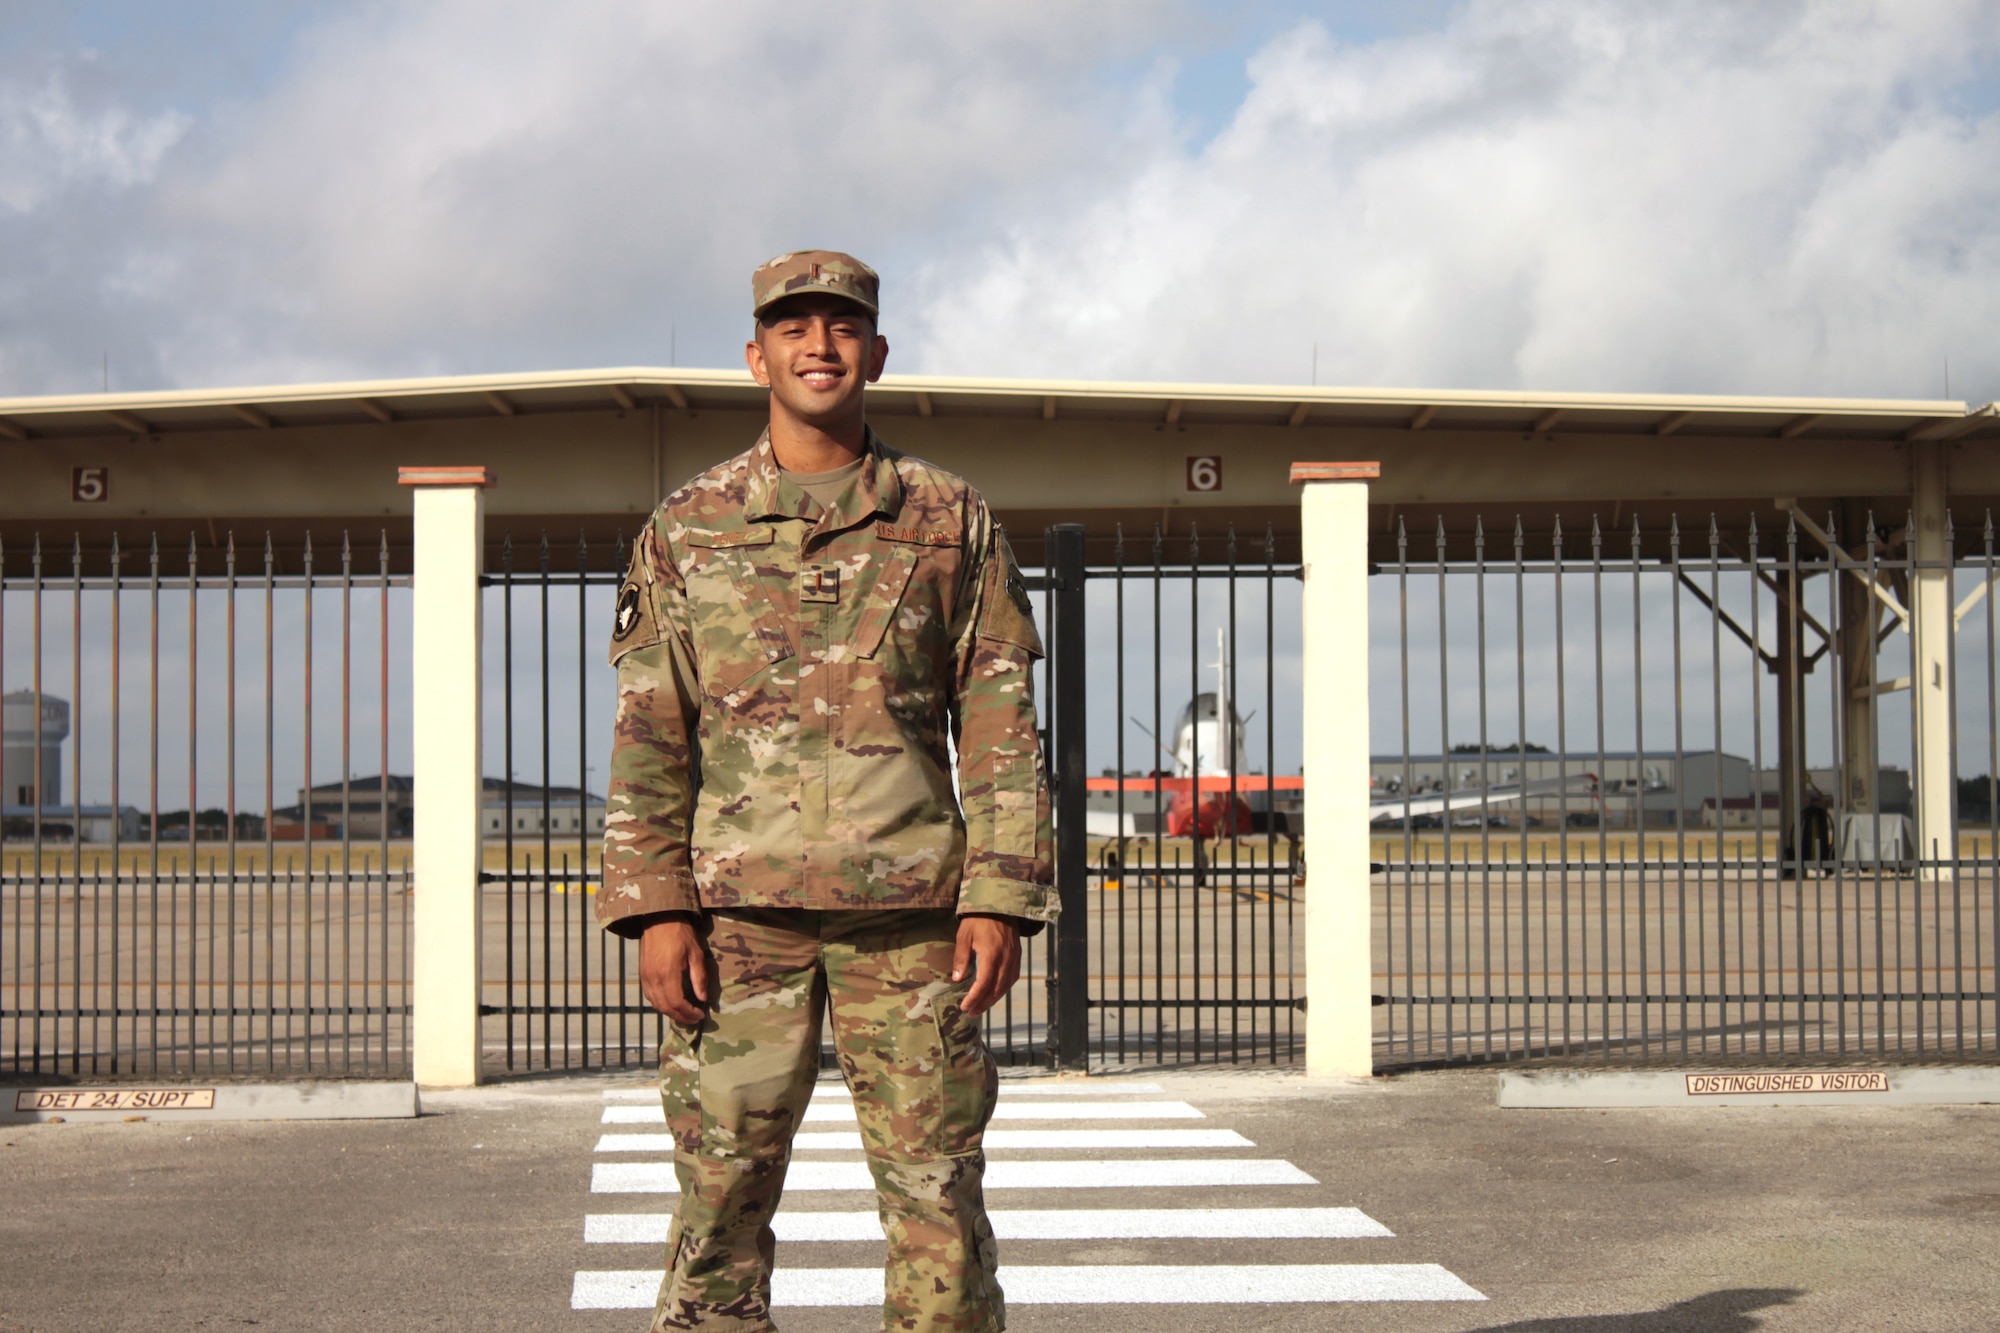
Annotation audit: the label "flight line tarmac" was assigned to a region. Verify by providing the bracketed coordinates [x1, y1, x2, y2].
[1, 1066, 1996, 1332]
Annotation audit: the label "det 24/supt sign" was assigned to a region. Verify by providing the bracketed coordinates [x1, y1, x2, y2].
[17, 1088, 216, 1113]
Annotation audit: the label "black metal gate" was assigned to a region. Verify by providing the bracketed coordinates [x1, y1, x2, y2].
[1040, 523, 1304, 1069]
[478, 522, 1304, 1074]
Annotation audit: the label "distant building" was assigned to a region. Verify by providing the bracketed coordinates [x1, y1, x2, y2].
[1701, 794, 1783, 829]
[1, 802, 143, 843]
[287, 774, 415, 839]
[267, 773, 605, 840]
[1755, 765, 1910, 814]
[482, 778, 606, 840]
[2, 690, 67, 808]
[1370, 750, 1912, 829]
[1368, 748, 1760, 820]
[1370, 750, 1752, 829]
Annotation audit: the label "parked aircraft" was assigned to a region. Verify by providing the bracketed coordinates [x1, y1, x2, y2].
[1096, 631, 1276, 838]
[1090, 632, 1601, 836]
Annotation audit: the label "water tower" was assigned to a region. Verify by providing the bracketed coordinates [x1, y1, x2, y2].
[2, 691, 68, 808]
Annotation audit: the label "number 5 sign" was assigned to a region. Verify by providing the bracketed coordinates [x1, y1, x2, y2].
[1185, 455, 1222, 492]
[72, 466, 109, 503]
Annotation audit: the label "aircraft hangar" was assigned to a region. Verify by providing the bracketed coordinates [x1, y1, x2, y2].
[3, 367, 1996, 566]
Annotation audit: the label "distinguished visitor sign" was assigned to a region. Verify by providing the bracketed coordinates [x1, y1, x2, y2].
[1684, 1071, 1890, 1096]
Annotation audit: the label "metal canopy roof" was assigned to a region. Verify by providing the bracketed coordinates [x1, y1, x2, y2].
[2, 367, 1994, 444]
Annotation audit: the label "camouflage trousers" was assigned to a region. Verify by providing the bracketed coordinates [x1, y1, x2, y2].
[651, 908, 1003, 1333]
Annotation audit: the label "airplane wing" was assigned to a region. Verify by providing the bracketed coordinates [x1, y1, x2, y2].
[1084, 776, 1304, 793]
[1369, 772, 1600, 824]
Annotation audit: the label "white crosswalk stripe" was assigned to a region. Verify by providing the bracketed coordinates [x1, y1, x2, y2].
[570, 1080, 1487, 1310]
[594, 1127, 1255, 1152]
[599, 1083, 1168, 1102]
[585, 1207, 1396, 1244]
[574, 1264, 1484, 1308]
[592, 1157, 1318, 1193]
[600, 1099, 1204, 1124]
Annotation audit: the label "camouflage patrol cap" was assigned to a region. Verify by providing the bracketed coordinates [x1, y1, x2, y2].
[752, 250, 880, 319]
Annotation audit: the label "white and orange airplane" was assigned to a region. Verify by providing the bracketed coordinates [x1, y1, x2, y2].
[1090, 633, 1599, 837]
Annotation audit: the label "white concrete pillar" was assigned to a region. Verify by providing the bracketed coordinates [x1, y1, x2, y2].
[1910, 443, 1955, 877]
[399, 465, 491, 1087]
[1294, 461, 1378, 1078]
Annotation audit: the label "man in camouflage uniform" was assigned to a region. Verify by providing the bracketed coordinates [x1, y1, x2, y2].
[599, 249, 1055, 1333]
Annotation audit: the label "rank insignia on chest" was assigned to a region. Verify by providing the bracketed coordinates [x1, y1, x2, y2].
[801, 565, 840, 604]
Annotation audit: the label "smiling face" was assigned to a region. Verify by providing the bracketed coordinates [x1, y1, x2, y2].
[745, 294, 889, 444]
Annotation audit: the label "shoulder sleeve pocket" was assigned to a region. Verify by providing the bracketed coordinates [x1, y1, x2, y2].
[974, 534, 1044, 659]
[608, 537, 665, 666]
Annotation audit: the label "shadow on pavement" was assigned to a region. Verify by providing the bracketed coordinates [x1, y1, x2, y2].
[1465, 1288, 1804, 1332]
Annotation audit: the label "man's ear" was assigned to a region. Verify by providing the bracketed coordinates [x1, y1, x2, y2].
[745, 335, 771, 387]
[866, 334, 890, 384]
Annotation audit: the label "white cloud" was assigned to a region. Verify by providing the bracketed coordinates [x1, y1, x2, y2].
[139, 0, 1179, 385]
[0, 0, 1189, 394]
[3, 1, 1997, 404]
[908, 0, 2000, 403]
[0, 67, 189, 215]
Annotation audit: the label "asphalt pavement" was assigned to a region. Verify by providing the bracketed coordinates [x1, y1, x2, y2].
[1, 1065, 1995, 1332]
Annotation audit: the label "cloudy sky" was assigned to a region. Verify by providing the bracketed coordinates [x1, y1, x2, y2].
[6, 1, 2000, 808]
[5, 0, 1999, 405]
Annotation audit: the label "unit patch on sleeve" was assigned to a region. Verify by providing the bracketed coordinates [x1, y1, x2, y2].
[1005, 559, 1034, 620]
[608, 532, 666, 666]
[613, 582, 644, 640]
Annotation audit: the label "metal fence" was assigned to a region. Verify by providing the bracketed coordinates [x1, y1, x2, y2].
[1041, 524, 1304, 1069]
[1375, 511, 2000, 1069]
[37, 507, 1991, 1082]
[1, 531, 411, 1080]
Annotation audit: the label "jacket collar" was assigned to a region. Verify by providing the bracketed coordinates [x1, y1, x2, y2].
[744, 426, 902, 528]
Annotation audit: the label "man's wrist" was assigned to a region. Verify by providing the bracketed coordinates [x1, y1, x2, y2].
[958, 912, 1026, 930]
[632, 910, 704, 935]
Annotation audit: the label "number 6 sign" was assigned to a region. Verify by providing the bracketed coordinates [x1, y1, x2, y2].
[1185, 455, 1222, 492]
[71, 466, 109, 503]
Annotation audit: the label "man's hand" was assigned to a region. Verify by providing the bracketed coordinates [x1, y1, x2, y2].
[950, 915, 1022, 1018]
[639, 915, 712, 1025]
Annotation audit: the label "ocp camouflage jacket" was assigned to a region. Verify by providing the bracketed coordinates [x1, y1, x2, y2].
[596, 429, 1055, 936]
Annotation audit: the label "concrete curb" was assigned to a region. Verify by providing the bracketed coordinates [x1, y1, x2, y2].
[5, 1081, 419, 1123]
[1498, 1067, 2000, 1109]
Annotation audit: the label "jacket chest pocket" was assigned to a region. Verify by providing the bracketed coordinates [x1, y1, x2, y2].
[682, 527, 796, 697]
[846, 546, 918, 661]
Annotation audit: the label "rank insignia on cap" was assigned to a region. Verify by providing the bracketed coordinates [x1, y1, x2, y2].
[752, 249, 880, 317]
